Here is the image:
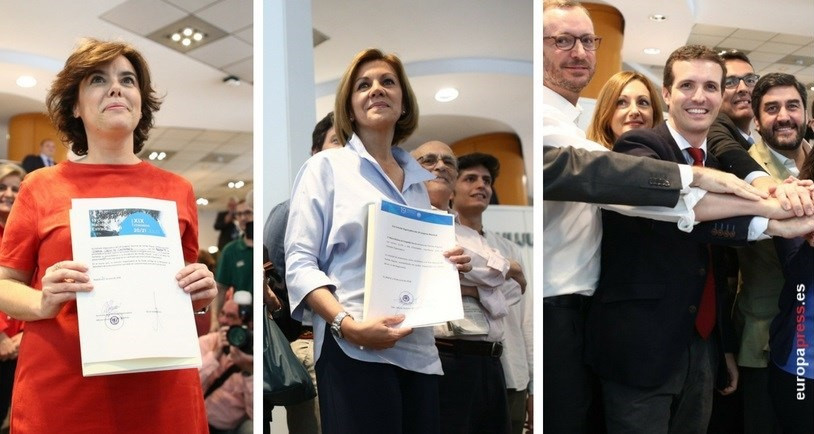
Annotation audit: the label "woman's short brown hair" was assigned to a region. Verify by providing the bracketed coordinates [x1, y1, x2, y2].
[46, 38, 161, 156]
[334, 48, 419, 146]
[586, 71, 664, 149]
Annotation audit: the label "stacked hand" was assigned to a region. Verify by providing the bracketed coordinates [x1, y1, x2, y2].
[765, 177, 814, 242]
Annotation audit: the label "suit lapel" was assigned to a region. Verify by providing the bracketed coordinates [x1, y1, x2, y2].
[749, 139, 793, 180]
[656, 122, 687, 164]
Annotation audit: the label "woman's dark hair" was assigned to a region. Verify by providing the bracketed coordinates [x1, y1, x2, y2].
[46, 38, 161, 156]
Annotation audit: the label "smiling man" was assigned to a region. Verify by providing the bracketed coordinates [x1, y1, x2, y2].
[742, 72, 814, 434]
[585, 45, 788, 433]
[706, 50, 769, 182]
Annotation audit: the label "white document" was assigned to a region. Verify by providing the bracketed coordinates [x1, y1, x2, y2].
[363, 199, 464, 328]
[70, 197, 201, 377]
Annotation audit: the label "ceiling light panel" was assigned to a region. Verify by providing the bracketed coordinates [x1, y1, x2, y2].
[146, 15, 227, 54]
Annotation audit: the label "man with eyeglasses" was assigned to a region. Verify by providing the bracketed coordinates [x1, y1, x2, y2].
[707, 50, 768, 180]
[541, 1, 814, 433]
[411, 142, 524, 434]
[542, 2, 743, 432]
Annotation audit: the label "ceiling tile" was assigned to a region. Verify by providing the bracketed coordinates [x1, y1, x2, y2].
[765, 64, 805, 75]
[691, 24, 736, 37]
[100, 0, 187, 35]
[753, 41, 801, 55]
[686, 34, 725, 48]
[223, 57, 253, 84]
[770, 34, 814, 45]
[794, 43, 814, 57]
[719, 37, 763, 51]
[163, 0, 220, 14]
[747, 51, 785, 63]
[196, 0, 253, 33]
[156, 127, 205, 141]
[234, 25, 252, 45]
[750, 61, 772, 71]
[186, 35, 252, 69]
[197, 130, 240, 141]
[730, 28, 778, 41]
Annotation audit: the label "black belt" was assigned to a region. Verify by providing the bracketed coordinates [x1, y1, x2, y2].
[435, 338, 503, 358]
[543, 294, 590, 309]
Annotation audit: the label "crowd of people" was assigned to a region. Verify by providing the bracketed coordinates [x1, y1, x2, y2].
[264, 47, 533, 434]
[543, 1, 813, 433]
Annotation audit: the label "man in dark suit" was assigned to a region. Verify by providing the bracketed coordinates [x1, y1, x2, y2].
[543, 145, 770, 206]
[585, 45, 814, 433]
[21, 138, 57, 173]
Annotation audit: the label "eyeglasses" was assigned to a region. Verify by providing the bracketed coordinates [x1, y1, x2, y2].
[0, 184, 19, 193]
[724, 74, 760, 89]
[234, 210, 253, 217]
[417, 153, 458, 170]
[543, 34, 602, 51]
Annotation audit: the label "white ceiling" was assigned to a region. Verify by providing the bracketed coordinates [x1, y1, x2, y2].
[311, 0, 534, 197]
[600, 0, 814, 101]
[0, 0, 253, 209]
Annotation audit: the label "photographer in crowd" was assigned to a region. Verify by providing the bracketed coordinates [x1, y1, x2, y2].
[199, 295, 254, 434]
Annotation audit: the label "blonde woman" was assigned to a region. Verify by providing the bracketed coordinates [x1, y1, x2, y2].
[587, 71, 664, 149]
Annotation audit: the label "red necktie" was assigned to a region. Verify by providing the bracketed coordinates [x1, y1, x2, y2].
[687, 147, 716, 339]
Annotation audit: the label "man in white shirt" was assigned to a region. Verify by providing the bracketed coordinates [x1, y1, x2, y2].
[412, 141, 521, 434]
[541, 1, 813, 432]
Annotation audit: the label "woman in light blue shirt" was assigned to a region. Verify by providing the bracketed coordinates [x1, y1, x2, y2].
[285, 48, 469, 434]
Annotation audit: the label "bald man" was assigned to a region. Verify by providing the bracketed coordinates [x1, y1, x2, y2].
[411, 141, 458, 211]
[412, 141, 530, 434]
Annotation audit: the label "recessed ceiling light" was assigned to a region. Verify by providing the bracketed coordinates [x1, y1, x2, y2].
[435, 87, 459, 102]
[649, 14, 667, 21]
[196, 197, 209, 206]
[643, 48, 661, 55]
[207, 245, 219, 254]
[223, 75, 241, 87]
[16, 76, 36, 88]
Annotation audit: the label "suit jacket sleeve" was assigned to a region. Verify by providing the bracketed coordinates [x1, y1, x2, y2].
[707, 115, 765, 179]
[614, 128, 754, 246]
[543, 145, 681, 207]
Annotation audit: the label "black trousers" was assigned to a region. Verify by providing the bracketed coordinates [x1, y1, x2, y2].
[315, 324, 440, 434]
[768, 362, 813, 434]
[0, 358, 16, 424]
[438, 349, 510, 434]
[543, 296, 593, 434]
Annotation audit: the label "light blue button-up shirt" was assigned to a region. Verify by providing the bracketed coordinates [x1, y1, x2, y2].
[285, 134, 442, 374]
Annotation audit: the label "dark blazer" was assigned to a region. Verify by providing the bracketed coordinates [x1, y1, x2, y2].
[21, 154, 46, 173]
[707, 113, 764, 179]
[543, 145, 681, 207]
[586, 122, 750, 388]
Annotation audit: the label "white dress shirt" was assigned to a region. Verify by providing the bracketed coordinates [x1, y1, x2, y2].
[542, 86, 706, 298]
[285, 134, 442, 375]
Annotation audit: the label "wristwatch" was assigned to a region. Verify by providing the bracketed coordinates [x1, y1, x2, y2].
[330, 311, 353, 339]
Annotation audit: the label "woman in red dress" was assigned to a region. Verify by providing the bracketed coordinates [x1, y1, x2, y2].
[0, 39, 216, 433]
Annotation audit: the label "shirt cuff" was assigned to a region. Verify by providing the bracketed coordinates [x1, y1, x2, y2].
[749, 217, 771, 241]
[679, 164, 693, 193]
[745, 171, 771, 185]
